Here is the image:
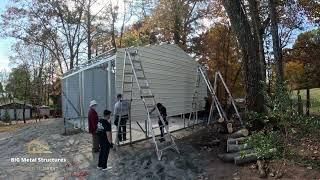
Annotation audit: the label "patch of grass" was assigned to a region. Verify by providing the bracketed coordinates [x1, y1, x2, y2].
[292, 88, 320, 115]
[0, 123, 26, 133]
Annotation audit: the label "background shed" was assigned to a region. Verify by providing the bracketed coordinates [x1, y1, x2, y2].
[0, 102, 33, 120]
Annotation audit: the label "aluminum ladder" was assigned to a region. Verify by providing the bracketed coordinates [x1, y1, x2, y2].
[121, 48, 180, 160]
[213, 71, 243, 125]
[188, 68, 201, 127]
[196, 66, 228, 125]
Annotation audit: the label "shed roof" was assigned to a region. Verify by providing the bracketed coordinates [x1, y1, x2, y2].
[62, 49, 116, 79]
[61, 44, 185, 80]
[0, 101, 33, 108]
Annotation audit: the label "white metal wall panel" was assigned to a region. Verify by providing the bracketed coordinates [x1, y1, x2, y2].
[63, 73, 81, 118]
[115, 44, 208, 123]
[82, 64, 116, 118]
[62, 45, 207, 130]
[62, 78, 67, 118]
[16, 109, 30, 120]
[62, 60, 116, 120]
[0, 109, 4, 120]
[6, 109, 13, 120]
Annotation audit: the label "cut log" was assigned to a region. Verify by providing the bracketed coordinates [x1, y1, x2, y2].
[227, 143, 251, 153]
[229, 128, 249, 138]
[227, 123, 233, 134]
[234, 153, 257, 165]
[218, 117, 225, 123]
[218, 149, 255, 162]
[227, 137, 247, 145]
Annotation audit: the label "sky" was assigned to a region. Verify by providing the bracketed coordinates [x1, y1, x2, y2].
[0, 0, 12, 72]
[0, 0, 316, 73]
[0, 0, 126, 73]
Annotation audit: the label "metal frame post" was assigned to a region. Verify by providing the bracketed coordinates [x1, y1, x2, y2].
[79, 71, 84, 130]
[108, 61, 112, 110]
[65, 78, 69, 118]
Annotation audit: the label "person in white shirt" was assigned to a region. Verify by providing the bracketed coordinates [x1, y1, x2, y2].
[114, 94, 129, 142]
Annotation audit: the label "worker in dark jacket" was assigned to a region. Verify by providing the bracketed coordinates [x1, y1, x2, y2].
[96, 109, 113, 171]
[150, 103, 168, 142]
[88, 100, 99, 152]
[204, 97, 211, 121]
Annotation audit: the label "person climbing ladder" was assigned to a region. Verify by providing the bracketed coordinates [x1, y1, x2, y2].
[150, 103, 168, 142]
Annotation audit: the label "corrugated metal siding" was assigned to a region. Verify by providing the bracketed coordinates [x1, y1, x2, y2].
[63, 73, 81, 119]
[62, 44, 208, 129]
[115, 44, 208, 123]
[0, 109, 15, 120]
[82, 66, 116, 117]
[62, 61, 116, 119]
[16, 109, 31, 119]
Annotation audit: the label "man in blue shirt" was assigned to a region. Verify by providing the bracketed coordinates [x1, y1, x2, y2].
[114, 94, 129, 142]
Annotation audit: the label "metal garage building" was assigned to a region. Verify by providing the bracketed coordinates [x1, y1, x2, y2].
[61, 44, 207, 135]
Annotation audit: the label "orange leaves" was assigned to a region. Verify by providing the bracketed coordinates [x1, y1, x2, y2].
[284, 61, 305, 89]
[298, 0, 320, 23]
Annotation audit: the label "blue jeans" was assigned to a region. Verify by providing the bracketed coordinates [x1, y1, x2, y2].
[158, 116, 168, 138]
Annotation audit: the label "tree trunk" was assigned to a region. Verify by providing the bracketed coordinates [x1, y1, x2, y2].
[297, 90, 303, 115]
[23, 101, 26, 123]
[248, 0, 266, 81]
[173, 14, 181, 45]
[69, 48, 74, 70]
[269, 0, 284, 84]
[222, 0, 265, 113]
[224, 29, 230, 103]
[306, 88, 310, 116]
[173, 1, 181, 46]
[87, 0, 92, 61]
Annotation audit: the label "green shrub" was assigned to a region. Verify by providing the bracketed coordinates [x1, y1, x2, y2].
[246, 130, 284, 160]
[245, 83, 319, 162]
[2, 110, 11, 124]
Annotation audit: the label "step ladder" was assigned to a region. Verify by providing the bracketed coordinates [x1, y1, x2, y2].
[213, 71, 243, 125]
[120, 48, 180, 160]
[195, 66, 228, 125]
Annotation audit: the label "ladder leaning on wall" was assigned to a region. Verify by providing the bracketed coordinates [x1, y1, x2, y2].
[190, 66, 230, 126]
[188, 68, 201, 127]
[213, 71, 243, 125]
[190, 66, 243, 126]
[118, 48, 180, 160]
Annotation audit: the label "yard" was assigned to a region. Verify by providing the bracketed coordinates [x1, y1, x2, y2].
[292, 88, 320, 115]
[0, 118, 319, 179]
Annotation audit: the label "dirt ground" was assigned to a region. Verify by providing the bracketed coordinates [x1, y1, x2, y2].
[0, 118, 319, 180]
